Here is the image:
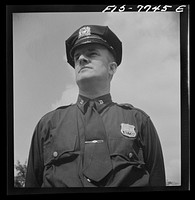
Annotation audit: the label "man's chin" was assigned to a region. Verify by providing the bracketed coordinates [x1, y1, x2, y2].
[77, 75, 95, 83]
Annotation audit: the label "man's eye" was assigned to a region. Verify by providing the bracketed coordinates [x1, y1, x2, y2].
[74, 54, 79, 61]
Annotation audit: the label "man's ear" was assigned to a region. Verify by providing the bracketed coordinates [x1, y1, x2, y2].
[108, 62, 117, 76]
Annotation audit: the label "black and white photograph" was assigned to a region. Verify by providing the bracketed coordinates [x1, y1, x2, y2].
[7, 5, 190, 193]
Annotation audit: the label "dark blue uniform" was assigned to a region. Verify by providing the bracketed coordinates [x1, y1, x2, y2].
[25, 94, 166, 187]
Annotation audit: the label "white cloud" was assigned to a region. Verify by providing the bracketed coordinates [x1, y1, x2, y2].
[51, 84, 78, 110]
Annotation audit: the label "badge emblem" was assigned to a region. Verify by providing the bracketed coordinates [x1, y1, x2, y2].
[120, 123, 136, 138]
[78, 26, 91, 39]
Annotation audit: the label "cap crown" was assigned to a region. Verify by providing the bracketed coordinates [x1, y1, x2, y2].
[65, 25, 122, 67]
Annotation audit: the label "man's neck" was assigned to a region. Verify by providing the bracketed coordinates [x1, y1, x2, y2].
[78, 85, 110, 99]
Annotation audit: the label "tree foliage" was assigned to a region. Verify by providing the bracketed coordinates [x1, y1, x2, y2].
[14, 160, 27, 187]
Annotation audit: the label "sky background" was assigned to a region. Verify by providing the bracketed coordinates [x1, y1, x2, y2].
[13, 11, 181, 184]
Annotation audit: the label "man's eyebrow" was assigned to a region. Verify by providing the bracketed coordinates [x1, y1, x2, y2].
[87, 47, 98, 51]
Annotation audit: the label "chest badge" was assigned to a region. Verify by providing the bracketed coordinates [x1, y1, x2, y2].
[120, 123, 136, 138]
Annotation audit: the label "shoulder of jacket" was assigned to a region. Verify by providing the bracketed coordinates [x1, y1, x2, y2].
[117, 103, 134, 109]
[55, 103, 73, 110]
[117, 103, 149, 118]
[40, 104, 73, 121]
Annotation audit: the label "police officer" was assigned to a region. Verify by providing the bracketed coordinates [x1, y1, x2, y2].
[25, 25, 166, 187]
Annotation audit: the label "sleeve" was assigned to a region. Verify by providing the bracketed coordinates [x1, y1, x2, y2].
[142, 117, 166, 186]
[25, 120, 45, 187]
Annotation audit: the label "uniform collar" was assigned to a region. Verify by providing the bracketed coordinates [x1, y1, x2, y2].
[76, 93, 113, 114]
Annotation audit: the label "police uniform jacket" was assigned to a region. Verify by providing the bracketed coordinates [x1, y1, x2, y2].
[25, 93, 166, 187]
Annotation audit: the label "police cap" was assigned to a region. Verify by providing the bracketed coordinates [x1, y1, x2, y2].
[65, 25, 122, 68]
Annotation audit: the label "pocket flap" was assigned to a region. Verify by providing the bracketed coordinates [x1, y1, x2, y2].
[43, 134, 77, 166]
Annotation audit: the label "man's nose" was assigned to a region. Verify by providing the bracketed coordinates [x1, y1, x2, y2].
[78, 55, 89, 66]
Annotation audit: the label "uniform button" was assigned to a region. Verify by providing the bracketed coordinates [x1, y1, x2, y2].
[99, 100, 104, 104]
[129, 152, 133, 158]
[86, 178, 91, 182]
[53, 151, 58, 158]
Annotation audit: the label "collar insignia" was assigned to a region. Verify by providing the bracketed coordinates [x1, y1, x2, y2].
[120, 123, 136, 138]
[78, 26, 91, 39]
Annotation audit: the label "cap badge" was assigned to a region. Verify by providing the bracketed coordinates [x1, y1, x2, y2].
[120, 123, 136, 138]
[78, 26, 91, 39]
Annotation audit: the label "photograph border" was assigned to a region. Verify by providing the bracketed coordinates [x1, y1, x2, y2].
[6, 4, 190, 194]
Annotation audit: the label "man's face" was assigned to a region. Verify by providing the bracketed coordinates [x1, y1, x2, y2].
[73, 44, 114, 85]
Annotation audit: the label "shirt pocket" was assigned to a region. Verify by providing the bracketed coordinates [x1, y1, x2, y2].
[43, 130, 78, 167]
[109, 136, 144, 165]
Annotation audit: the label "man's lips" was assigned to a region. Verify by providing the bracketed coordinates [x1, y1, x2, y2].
[79, 66, 92, 73]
